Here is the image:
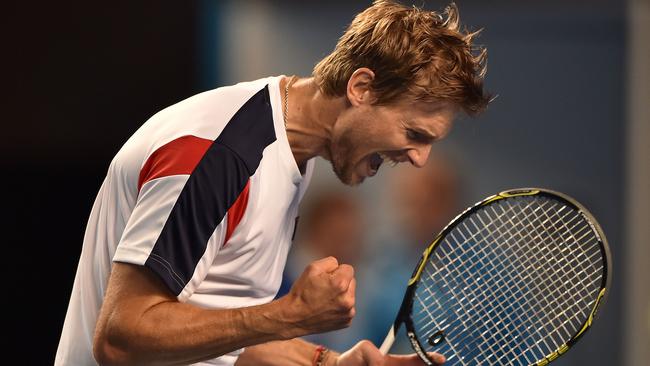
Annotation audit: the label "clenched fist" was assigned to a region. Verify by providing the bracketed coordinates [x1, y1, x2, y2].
[278, 256, 356, 338]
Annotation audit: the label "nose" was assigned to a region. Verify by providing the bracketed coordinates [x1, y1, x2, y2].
[407, 144, 432, 168]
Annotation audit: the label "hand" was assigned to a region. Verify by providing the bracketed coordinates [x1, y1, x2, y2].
[278, 256, 356, 338]
[333, 340, 445, 366]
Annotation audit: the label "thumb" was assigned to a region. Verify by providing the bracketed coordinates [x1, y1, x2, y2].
[358, 340, 384, 365]
[331, 264, 355, 292]
[385, 352, 446, 366]
[309, 256, 339, 274]
[336, 340, 385, 366]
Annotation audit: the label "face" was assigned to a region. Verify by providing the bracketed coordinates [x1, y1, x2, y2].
[327, 99, 457, 186]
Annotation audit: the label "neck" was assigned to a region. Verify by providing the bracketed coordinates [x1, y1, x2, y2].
[283, 76, 346, 167]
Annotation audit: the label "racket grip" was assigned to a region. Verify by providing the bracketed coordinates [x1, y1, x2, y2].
[379, 325, 396, 354]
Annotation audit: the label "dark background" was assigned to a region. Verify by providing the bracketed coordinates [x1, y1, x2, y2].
[7, 2, 199, 364]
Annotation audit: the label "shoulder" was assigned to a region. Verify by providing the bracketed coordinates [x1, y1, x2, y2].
[113, 76, 282, 170]
[164, 76, 281, 123]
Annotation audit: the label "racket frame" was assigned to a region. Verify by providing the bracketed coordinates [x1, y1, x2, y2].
[379, 188, 612, 366]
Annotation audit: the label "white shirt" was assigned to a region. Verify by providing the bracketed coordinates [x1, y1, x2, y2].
[56, 76, 314, 366]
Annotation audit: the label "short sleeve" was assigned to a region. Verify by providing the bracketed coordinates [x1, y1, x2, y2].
[113, 86, 276, 301]
[113, 136, 249, 301]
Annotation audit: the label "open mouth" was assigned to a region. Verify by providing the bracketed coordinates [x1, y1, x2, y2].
[367, 152, 399, 177]
[368, 152, 384, 176]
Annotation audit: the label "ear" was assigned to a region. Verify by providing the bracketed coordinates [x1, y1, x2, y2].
[346, 68, 375, 107]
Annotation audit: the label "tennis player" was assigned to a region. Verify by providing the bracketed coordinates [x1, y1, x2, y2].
[56, 1, 489, 365]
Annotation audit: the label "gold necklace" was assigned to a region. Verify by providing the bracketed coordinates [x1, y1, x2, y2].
[284, 75, 297, 129]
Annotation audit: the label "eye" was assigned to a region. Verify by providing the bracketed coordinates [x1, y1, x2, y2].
[406, 129, 419, 140]
[406, 128, 436, 144]
[406, 129, 430, 143]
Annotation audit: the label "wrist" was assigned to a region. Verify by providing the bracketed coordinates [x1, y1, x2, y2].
[322, 348, 339, 366]
[313, 345, 338, 366]
[272, 294, 305, 340]
[237, 297, 303, 343]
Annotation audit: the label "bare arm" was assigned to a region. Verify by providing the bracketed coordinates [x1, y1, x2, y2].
[236, 339, 446, 366]
[93, 257, 355, 366]
[235, 339, 338, 366]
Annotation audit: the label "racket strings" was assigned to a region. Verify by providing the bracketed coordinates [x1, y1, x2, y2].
[417, 199, 591, 332]
[418, 220, 588, 364]
[464, 202, 600, 361]
[410, 196, 604, 365]
[413, 199, 558, 364]
[436, 200, 604, 364]
[420, 203, 575, 363]
[423, 200, 599, 324]
[420, 200, 604, 364]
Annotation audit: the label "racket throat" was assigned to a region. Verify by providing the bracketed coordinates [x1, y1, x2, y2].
[379, 324, 397, 354]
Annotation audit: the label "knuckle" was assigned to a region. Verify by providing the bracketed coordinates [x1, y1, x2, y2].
[358, 340, 374, 350]
[326, 256, 339, 266]
[358, 340, 370, 347]
[340, 296, 355, 310]
[336, 280, 349, 292]
[347, 288, 356, 299]
[305, 262, 317, 273]
[341, 264, 355, 276]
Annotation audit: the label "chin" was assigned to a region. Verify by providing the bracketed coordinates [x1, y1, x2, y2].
[332, 161, 364, 186]
[343, 175, 365, 186]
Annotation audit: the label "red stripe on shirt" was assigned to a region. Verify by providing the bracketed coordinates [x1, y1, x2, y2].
[224, 180, 250, 246]
[138, 135, 213, 191]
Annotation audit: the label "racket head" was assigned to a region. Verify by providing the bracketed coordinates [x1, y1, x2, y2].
[395, 188, 611, 366]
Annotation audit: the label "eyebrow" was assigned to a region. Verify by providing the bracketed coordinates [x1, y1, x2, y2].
[410, 127, 437, 142]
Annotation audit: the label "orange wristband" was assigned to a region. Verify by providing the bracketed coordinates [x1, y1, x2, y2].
[312, 345, 329, 366]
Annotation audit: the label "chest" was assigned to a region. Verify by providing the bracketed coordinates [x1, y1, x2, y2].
[200, 152, 302, 300]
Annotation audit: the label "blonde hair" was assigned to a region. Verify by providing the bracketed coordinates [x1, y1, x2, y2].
[313, 1, 490, 115]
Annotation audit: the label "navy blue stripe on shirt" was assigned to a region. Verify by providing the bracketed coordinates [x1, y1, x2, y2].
[145, 86, 277, 296]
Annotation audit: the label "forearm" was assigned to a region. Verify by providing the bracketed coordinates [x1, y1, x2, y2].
[95, 259, 354, 366]
[99, 300, 291, 365]
[235, 339, 338, 366]
[94, 263, 302, 366]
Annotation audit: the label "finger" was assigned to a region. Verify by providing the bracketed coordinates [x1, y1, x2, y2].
[337, 340, 385, 366]
[331, 264, 355, 292]
[357, 340, 384, 366]
[309, 256, 339, 273]
[346, 277, 356, 299]
[344, 278, 356, 315]
[331, 263, 354, 277]
[339, 278, 356, 315]
[343, 277, 356, 309]
[428, 353, 445, 364]
[385, 353, 446, 366]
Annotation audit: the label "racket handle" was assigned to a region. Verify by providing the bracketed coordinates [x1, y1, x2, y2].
[379, 325, 396, 354]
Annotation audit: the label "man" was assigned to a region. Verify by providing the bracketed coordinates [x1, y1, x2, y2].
[56, 1, 489, 365]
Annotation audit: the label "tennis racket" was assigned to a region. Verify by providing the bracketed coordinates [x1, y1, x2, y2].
[379, 188, 611, 366]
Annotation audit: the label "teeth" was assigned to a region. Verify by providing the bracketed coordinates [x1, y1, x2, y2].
[369, 153, 383, 171]
[378, 152, 398, 167]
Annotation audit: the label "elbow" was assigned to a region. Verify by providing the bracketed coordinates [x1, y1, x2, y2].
[93, 339, 119, 366]
[93, 323, 133, 366]
[93, 335, 127, 366]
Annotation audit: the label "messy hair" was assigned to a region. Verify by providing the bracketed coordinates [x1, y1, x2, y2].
[313, 1, 490, 116]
